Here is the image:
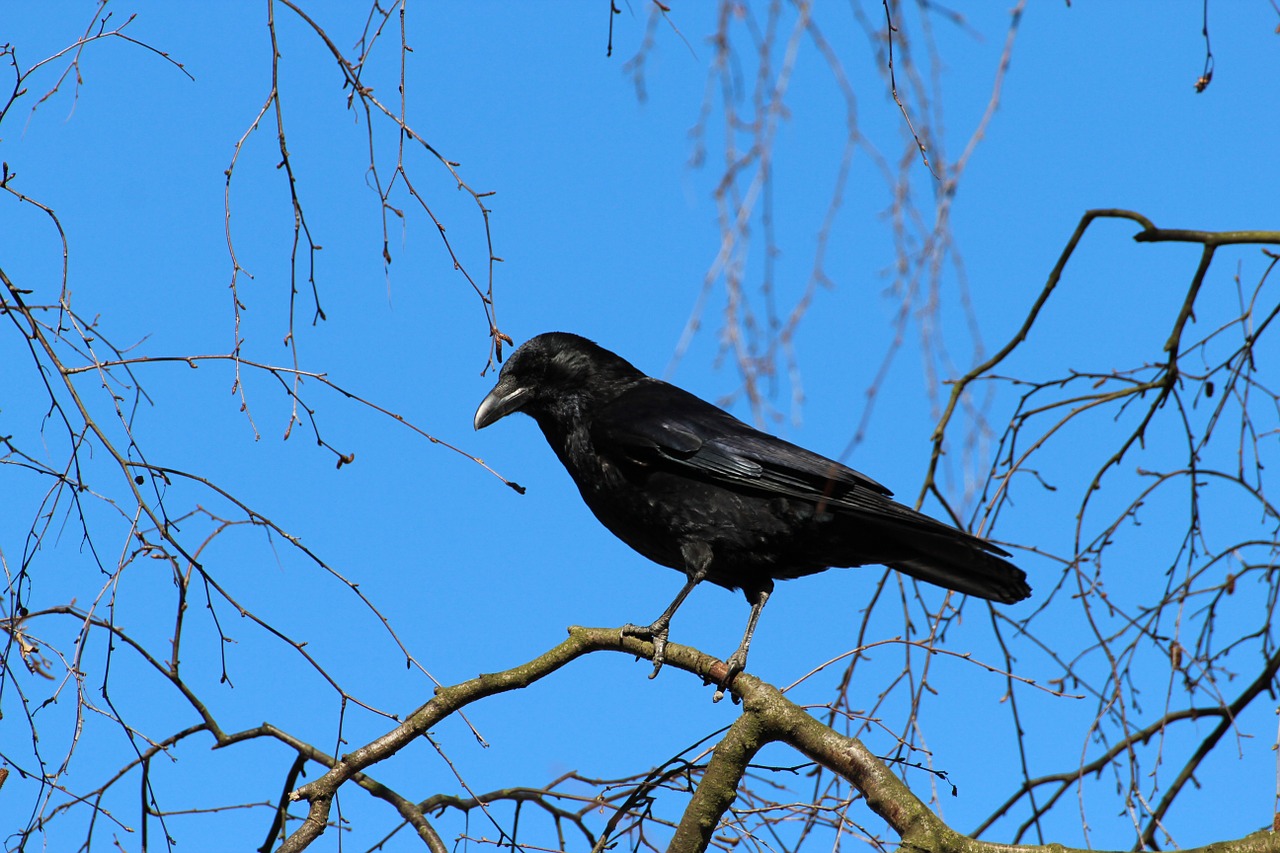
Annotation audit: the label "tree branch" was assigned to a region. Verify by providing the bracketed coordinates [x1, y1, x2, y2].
[280, 626, 1280, 853]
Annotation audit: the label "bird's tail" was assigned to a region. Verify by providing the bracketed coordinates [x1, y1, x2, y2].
[884, 528, 1031, 604]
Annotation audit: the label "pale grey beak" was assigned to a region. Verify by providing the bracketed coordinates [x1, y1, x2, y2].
[474, 381, 531, 430]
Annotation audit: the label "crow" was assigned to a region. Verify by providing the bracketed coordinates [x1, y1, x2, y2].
[475, 332, 1029, 694]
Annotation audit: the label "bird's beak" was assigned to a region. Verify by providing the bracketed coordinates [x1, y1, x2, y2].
[474, 380, 531, 430]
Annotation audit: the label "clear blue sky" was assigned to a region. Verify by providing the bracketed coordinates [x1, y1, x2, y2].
[3, 3, 1278, 850]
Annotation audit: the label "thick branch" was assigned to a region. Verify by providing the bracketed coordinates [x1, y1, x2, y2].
[280, 627, 1280, 853]
[669, 711, 767, 852]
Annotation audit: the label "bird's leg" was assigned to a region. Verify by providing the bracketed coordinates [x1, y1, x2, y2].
[623, 542, 712, 678]
[712, 580, 773, 703]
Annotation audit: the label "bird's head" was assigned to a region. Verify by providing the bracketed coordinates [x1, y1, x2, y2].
[474, 332, 644, 430]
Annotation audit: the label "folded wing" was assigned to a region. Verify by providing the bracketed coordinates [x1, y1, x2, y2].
[592, 378, 1029, 604]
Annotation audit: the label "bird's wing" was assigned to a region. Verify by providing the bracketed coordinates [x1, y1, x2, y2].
[592, 378, 1022, 598]
[591, 379, 894, 501]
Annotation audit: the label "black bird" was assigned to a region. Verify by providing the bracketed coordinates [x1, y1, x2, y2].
[475, 332, 1029, 692]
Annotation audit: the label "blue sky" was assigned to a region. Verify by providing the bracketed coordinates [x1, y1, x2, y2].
[3, 3, 1279, 851]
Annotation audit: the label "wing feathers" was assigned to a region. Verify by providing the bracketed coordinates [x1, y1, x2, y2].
[593, 379, 890, 499]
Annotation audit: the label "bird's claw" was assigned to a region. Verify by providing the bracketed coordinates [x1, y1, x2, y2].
[622, 621, 669, 678]
[711, 651, 747, 703]
[648, 634, 666, 678]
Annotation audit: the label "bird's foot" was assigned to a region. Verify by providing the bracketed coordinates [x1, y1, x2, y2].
[621, 620, 670, 679]
[711, 650, 748, 704]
